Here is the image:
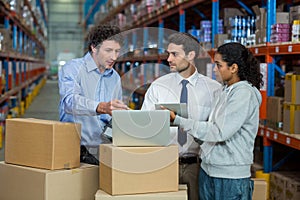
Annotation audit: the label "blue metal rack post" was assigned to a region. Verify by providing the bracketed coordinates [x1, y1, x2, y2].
[263, 0, 277, 173]
[179, 9, 185, 33]
[212, 0, 219, 48]
[13, 25, 17, 51]
[158, 19, 164, 54]
[143, 27, 149, 55]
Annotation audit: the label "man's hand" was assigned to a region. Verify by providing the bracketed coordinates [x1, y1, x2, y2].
[97, 99, 129, 115]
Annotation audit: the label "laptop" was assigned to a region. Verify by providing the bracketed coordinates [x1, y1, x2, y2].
[112, 110, 170, 146]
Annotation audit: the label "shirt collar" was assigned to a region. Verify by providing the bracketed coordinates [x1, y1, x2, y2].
[84, 52, 114, 77]
[84, 52, 98, 72]
[175, 68, 199, 86]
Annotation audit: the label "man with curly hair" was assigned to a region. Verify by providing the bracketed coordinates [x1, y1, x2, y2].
[58, 24, 128, 165]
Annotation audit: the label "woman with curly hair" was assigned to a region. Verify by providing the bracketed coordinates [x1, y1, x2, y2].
[168, 42, 263, 199]
[59, 24, 128, 165]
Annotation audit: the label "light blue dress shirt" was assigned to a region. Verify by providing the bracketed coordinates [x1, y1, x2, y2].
[58, 52, 122, 146]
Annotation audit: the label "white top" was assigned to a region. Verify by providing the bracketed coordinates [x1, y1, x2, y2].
[141, 70, 221, 156]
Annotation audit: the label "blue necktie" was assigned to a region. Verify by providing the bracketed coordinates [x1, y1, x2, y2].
[178, 80, 188, 146]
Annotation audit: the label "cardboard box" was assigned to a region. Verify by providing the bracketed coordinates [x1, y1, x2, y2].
[286, 175, 300, 200]
[276, 12, 290, 24]
[5, 118, 81, 170]
[283, 103, 300, 134]
[0, 162, 99, 200]
[253, 6, 289, 28]
[214, 34, 229, 48]
[223, 8, 245, 27]
[255, 29, 267, 45]
[99, 144, 178, 195]
[270, 171, 300, 200]
[252, 178, 267, 200]
[284, 75, 300, 104]
[270, 172, 286, 200]
[252, 6, 266, 29]
[290, 5, 300, 23]
[95, 185, 187, 200]
[266, 96, 284, 130]
[290, 12, 300, 23]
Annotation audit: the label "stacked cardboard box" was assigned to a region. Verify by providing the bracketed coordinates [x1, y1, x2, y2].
[252, 178, 268, 200]
[266, 96, 284, 130]
[97, 110, 184, 199]
[252, 5, 266, 44]
[289, 5, 300, 23]
[95, 185, 187, 200]
[0, 162, 99, 200]
[270, 171, 300, 200]
[0, 118, 99, 200]
[99, 144, 178, 196]
[253, 5, 290, 44]
[283, 75, 300, 134]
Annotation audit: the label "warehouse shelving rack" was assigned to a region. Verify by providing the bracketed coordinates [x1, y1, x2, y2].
[87, 0, 300, 173]
[0, 0, 48, 140]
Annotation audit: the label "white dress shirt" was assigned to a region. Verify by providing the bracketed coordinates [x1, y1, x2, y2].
[141, 70, 221, 156]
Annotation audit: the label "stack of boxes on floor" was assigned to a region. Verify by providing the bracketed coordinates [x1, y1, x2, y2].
[97, 144, 186, 199]
[0, 117, 187, 199]
[0, 118, 99, 200]
[96, 127, 186, 199]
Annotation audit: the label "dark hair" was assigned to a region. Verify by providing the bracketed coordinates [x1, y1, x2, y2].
[216, 42, 264, 90]
[168, 32, 200, 57]
[87, 24, 122, 52]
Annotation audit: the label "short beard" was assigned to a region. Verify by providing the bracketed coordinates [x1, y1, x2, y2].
[177, 65, 190, 73]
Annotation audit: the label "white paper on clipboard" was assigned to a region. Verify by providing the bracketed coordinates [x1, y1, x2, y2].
[155, 103, 188, 118]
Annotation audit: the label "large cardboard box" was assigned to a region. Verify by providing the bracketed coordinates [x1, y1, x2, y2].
[283, 103, 300, 134]
[214, 34, 229, 48]
[276, 12, 290, 24]
[252, 6, 266, 29]
[255, 29, 266, 45]
[290, 5, 300, 23]
[252, 178, 267, 200]
[266, 96, 284, 130]
[223, 8, 245, 27]
[270, 172, 286, 200]
[5, 118, 81, 170]
[284, 74, 300, 104]
[286, 175, 300, 200]
[99, 144, 178, 195]
[270, 171, 300, 200]
[0, 162, 99, 200]
[95, 185, 187, 200]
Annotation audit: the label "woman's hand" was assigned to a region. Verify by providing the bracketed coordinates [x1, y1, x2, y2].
[160, 106, 176, 123]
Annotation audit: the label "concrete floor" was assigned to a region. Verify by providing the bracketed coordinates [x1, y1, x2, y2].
[0, 79, 60, 161]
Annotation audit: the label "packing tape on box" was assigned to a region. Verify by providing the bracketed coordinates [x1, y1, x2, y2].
[284, 104, 300, 134]
[256, 170, 270, 199]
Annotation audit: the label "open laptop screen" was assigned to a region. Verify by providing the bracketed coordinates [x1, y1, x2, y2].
[112, 110, 170, 146]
